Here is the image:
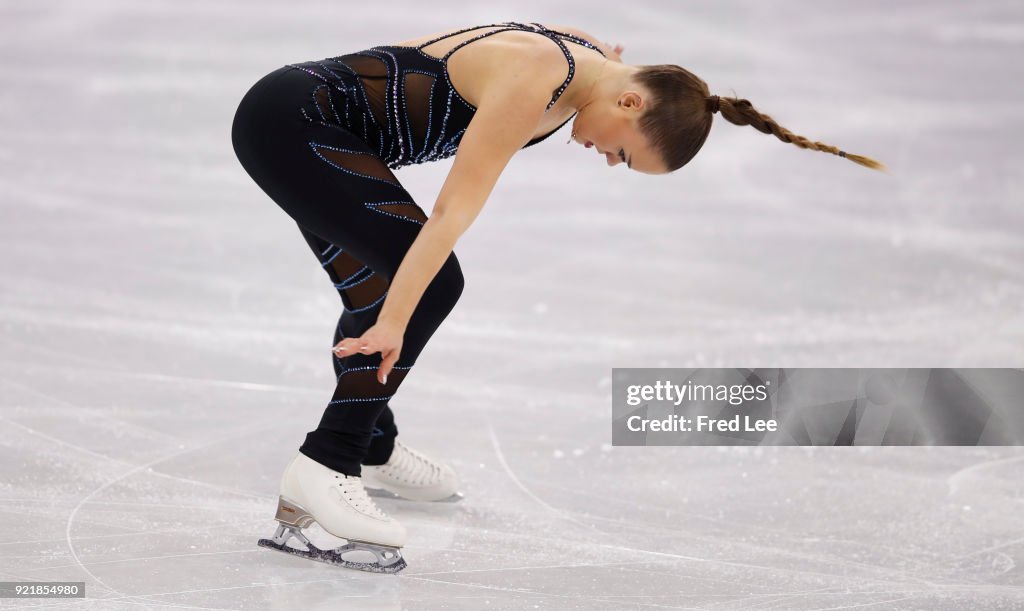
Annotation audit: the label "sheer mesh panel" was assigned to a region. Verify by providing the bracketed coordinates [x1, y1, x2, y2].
[323, 250, 390, 311]
[298, 226, 389, 313]
[402, 72, 434, 144]
[330, 366, 411, 405]
[311, 144, 402, 186]
[339, 54, 390, 128]
[313, 86, 343, 124]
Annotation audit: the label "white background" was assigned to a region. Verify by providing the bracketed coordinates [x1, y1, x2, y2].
[1, 1, 1022, 608]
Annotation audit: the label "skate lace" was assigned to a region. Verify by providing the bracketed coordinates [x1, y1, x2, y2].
[383, 441, 442, 486]
[335, 474, 388, 520]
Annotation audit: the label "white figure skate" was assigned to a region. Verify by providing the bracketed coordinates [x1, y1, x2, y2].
[257, 452, 407, 573]
[361, 439, 463, 502]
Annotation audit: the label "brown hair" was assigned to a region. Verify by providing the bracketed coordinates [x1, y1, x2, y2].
[631, 64, 887, 173]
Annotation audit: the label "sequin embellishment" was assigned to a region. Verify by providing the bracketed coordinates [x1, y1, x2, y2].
[286, 21, 606, 170]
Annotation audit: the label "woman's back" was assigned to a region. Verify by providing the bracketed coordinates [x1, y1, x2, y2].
[384, 23, 600, 114]
[285, 21, 606, 170]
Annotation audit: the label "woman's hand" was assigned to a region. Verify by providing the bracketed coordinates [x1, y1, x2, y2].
[604, 41, 625, 62]
[333, 320, 404, 385]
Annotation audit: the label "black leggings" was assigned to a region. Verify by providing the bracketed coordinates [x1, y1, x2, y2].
[230, 66, 465, 476]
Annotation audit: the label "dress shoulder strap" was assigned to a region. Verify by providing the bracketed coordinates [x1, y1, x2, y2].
[409, 23, 508, 50]
[503, 22, 607, 109]
[408, 22, 608, 110]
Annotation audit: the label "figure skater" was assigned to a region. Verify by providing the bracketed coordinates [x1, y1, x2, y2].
[230, 20, 885, 573]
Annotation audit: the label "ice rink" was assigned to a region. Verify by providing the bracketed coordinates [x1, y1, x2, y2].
[2, 0, 1022, 609]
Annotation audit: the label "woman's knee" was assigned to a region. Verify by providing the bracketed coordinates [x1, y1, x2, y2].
[431, 253, 466, 310]
[414, 252, 464, 318]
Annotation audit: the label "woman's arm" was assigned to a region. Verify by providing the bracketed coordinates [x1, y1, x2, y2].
[336, 49, 588, 383]
[374, 51, 558, 331]
[335, 50, 577, 381]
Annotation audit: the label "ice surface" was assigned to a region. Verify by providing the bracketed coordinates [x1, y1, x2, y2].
[1, 0, 1022, 609]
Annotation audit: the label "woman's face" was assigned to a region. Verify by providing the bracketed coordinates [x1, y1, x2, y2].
[572, 90, 667, 175]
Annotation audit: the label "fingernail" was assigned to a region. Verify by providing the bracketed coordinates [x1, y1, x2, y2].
[382, 374, 388, 385]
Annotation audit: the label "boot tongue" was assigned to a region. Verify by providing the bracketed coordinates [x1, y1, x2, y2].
[404, 445, 440, 485]
[342, 475, 385, 519]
